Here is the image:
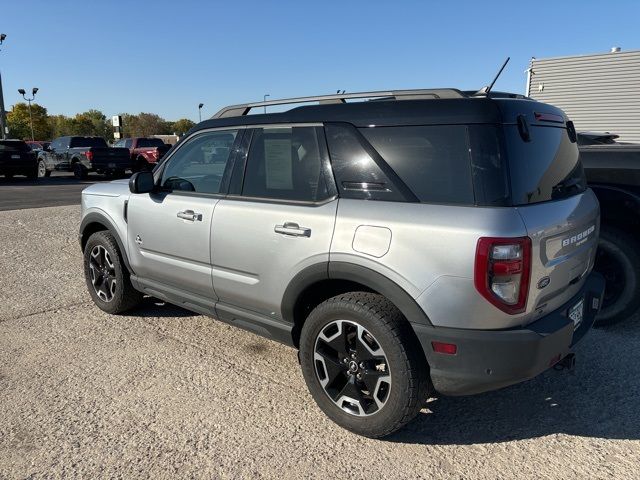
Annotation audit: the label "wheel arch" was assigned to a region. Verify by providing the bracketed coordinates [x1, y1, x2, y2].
[591, 184, 640, 234]
[282, 261, 432, 348]
[79, 212, 133, 274]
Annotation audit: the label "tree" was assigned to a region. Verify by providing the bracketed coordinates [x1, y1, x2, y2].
[48, 114, 74, 138]
[7, 103, 53, 140]
[74, 110, 112, 139]
[171, 118, 196, 135]
[122, 113, 171, 137]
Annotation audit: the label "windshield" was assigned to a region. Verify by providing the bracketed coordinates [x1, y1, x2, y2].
[69, 137, 108, 148]
[0, 140, 30, 152]
[506, 125, 586, 205]
[137, 138, 165, 148]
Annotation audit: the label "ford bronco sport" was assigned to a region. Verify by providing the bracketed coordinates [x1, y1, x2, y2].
[79, 89, 605, 437]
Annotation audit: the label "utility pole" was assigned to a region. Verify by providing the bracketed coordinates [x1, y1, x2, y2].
[18, 88, 38, 141]
[0, 33, 8, 140]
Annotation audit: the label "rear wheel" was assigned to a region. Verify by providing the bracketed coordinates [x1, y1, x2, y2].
[593, 226, 640, 326]
[136, 157, 151, 172]
[83, 231, 142, 314]
[73, 162, 87, 180]
[26, 168, 38, 180]
[299, 292, 431, 438]
[4, 173, 13, 179]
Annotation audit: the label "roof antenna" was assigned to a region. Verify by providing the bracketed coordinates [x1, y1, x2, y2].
[477, 57, 510, 96]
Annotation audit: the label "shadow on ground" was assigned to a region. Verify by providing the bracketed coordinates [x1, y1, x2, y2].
[390, 314, 640, 445]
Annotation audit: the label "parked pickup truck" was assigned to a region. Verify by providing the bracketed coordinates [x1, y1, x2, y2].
[579, 132, 640, 325]
[37, 136, 131, 179]
[114, 137, 170, 172]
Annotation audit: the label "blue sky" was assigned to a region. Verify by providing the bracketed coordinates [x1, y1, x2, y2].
[1, 0, 638, 121]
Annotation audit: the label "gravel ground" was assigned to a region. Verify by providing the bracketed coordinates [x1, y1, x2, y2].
[0, 205, 639, 479]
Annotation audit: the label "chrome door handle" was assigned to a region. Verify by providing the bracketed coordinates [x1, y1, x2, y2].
[274, 222, 311, 237]
[177, 210, 202, 221]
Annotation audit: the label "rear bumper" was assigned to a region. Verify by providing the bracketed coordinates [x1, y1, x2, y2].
[413, 272, 605, 396]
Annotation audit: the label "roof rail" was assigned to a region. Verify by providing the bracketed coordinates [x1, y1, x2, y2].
[212, 89, 467, 119]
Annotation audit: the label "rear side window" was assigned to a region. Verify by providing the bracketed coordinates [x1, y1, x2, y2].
[505, 126, 586, 205]
[325, 123, 408, 202]
[242, 126, 329, 202]
[69, 137, 108, 148]
[360, 125, 473, 204]
[0, 140, 30, 152]
[137, 138, 164, 148]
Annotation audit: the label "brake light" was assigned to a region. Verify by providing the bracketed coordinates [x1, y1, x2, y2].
[84, 150, 93, 161]
[474, 237, 531, 314]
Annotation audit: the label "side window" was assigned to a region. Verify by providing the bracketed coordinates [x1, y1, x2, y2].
[360, 125, 474, 205]
[124, 139, 133, 148]
[113, 140, 123, 147]
[160, 129, 238, 194]
[242, 126, 329, 202]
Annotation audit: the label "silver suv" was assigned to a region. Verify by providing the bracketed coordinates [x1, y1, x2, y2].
[80, 89, 605, 437]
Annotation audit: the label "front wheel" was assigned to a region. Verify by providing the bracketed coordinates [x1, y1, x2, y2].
[83, 231, 142, 314]
[299, 292, 431, 438]
[593, 226, 640, 326]
[37, 160, 50, 178]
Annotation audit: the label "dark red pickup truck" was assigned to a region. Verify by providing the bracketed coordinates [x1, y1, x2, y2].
[114, 137, 170, 171]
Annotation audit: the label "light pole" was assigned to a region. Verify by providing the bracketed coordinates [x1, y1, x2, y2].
[18, 87, 38, 141]
[0, 33, 8, 140]
[198, 103, 204, 122]
[263, 94, 270, 114]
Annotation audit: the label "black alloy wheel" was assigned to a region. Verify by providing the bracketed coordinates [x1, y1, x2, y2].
[88, 244, 117, 302]
[314, 319, 392, 416]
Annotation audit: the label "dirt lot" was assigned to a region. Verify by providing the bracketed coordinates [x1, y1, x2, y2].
[0, 205, 638, 479]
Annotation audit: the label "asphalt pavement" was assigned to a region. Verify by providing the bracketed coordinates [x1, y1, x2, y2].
[0, 205, 639, 479]
[0, 172, 116, 211]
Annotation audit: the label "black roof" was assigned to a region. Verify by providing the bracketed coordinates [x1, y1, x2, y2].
[192, 94, 566, 134]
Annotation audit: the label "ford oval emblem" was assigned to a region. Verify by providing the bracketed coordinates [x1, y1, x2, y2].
[537, 276, 551, 289]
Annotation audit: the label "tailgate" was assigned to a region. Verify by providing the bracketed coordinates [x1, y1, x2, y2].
[90, 148, 131, 167]
[0, 151, 34, 169]
[518, 189, 599, 319]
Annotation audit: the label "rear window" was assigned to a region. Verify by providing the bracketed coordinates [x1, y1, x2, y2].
[137, 138, 165, 148]
[505, 125, 586, 205]
[69, 137, 108, 148]
[0, 140, 30, 152]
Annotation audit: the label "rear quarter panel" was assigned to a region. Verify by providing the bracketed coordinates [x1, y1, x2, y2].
[330, 199, 530, 329]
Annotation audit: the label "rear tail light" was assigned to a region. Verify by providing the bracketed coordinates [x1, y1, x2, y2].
[84, 151, 93, 161]
[474, 237, 531, 314]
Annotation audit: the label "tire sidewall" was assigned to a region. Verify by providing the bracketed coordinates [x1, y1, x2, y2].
[595, 228, 640, 324]
[83, 232, 129, 314]
[300, 299, 416, 436]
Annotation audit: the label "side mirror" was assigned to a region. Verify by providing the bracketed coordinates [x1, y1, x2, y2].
[129, 171, 155, 194]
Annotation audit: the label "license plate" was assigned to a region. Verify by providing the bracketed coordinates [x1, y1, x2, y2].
[108, 162, 116, 168]
[568, 298, 584, 330]
[11, 154, 20, 159]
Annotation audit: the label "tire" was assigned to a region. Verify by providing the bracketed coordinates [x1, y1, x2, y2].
[37, 160, 50, 178]
[83, 231, 142, 314]
[593, 226, 640, 326]
[4, 173, 13, 179]
[73, 162, 87, 180]
[137, 158, 151, 172]
[26, 168, 38, 180]
[299, 292, 431, 438]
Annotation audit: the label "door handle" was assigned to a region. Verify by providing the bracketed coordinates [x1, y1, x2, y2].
[177, 210, 202, 222]
[274, 222, 311, 237]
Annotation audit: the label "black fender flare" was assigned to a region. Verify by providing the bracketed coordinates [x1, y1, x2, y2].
[280, 261, 432, 327]
[79, 212, 134, 274]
